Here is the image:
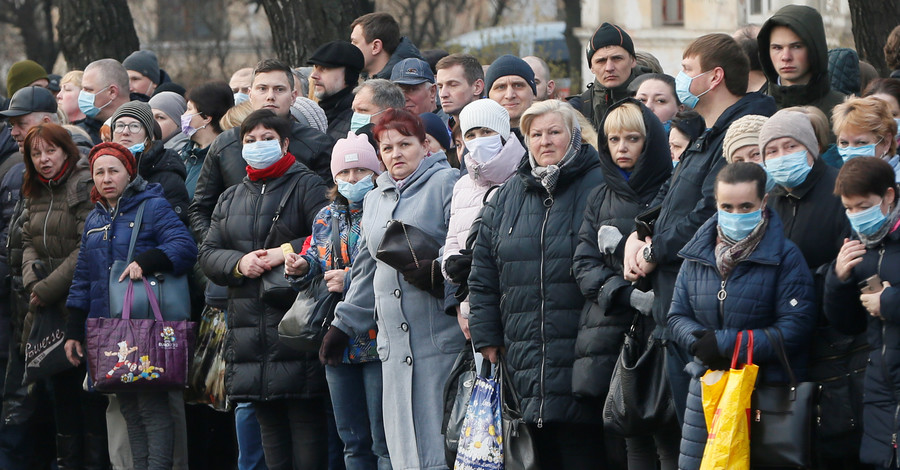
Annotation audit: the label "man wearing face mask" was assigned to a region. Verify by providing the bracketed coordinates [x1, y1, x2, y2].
[77, 59, 132, 144]
[229, 67, 253, 105]
[347, 78, 405, 140]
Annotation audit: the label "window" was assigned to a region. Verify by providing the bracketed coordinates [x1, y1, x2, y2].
[747, 0, 772, 22]
[663, 0, 684, 25]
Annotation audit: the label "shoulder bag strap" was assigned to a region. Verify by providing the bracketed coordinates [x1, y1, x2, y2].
[126, 201, 148, 263]
[762, 328, 798, 387]
[264, 175, 303, 247]
[329, 212, 344, 270]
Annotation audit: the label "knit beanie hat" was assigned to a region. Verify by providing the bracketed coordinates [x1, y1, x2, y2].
[419, 112, 451, 151]
[89, 142, 137, 203]
[123, 50, 161, 84]
[460, 99, 510, 138]
[112, 101, 159, 140]
[148, 91, 186, 123]
[758, 110, 819, 160]
[723, 115, 769, 163]
[587, 23, 635, 63]
[485, 55, 536, 96]
[291, 96, 328, 133]
[331, 131, 382, 179]
[7, 60, 48, 97]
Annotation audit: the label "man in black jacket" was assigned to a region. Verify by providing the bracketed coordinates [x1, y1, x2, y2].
[308, 41, 365, 141]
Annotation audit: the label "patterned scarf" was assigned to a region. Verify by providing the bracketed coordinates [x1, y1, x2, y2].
[529, 123, 582, 196]
[715, 210, 769, 279]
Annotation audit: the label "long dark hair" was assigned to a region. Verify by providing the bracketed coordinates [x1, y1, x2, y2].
[22, 123, 81, 197]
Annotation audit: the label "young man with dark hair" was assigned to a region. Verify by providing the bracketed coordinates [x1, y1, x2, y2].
[435, 53, 484, 123]
[350, 12, 423, 80]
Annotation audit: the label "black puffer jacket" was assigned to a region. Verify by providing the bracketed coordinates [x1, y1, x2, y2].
[319, 87, 354, 141]
[199, 161, 329, 401]
[190, 122, 333, 240]
[571, 99, 671, 398]
[136, 140, 190, 224]
[567, 69, 643, 131]
[469, 139, 605, 425]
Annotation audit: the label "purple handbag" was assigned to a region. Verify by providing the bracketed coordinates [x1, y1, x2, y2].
[86, 278, 196, 392]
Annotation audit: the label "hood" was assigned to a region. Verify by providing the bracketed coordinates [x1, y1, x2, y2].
[597, 98, 672, 202]
[137, 140, 187, 179]
[758, 4, 832, 103]
[464, 134, 525, 186]
[518, 139, 602, 194]
[376, 150, 453, 193]
[679, 207, 787, 267]
[827, 48, 860, 96]
[374, 37, 424, 80]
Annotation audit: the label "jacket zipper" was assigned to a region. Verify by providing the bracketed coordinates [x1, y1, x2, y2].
[255, 182, 267, 397]
[41, 184, 53, 269]
[537, 195, 553, 428]
[717, 279, 727, 328]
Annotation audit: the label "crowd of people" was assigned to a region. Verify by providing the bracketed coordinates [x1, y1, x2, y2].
[0, 5, 899, 470]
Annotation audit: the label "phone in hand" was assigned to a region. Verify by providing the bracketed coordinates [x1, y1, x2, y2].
[859, 274, 884, 294]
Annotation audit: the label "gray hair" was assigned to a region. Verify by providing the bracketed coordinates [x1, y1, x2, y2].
[85, 58, 129, 92]
[354, 78, 405, 110]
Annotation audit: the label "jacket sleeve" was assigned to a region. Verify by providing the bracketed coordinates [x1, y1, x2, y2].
[145, 198, 197, 276]
[439, 170, 460, 314]
[290, 127, 334, 184]
[330, 231, 377, 338]
[440, 182, 464, 282]
[148, 170, 190, 225]
[189, 137, 228, 242]
[573, 186, 630, 311]
[823, 260, 868, 335]
[65, 221, 92, 315]
[666, 262, 708, 352]
[279, 173, 329, 253]
[198, 190, 245, 287]
[467, 195, 504, 350]
[21, 199, 37, 292]
[30, 198, 94, 306]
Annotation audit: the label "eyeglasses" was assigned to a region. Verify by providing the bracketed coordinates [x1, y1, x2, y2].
[113, 122, 144, 134]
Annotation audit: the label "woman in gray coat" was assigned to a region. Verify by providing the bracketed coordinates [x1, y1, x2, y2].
[326, 108, 464, 470]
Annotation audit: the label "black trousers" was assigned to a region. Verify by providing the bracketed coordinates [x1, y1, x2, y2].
[253, 397, 327, 470]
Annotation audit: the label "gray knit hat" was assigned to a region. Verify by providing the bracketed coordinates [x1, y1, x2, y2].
[723, 115, 768, 163]
[460, 99, 510, 138]
[290, 96, 328, 134]
[758, 110, 819, 160]
[485, 55, 536, 96]
[148, 91, 186, 123]
[112, 100, 160, 140]
[123, 50, 160, 84]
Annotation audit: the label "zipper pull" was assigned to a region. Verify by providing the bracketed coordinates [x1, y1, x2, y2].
[261, 183, 266, 195]
[537, 418, 543, 429]
[755, 410, 761, 422]
[893, 432, 897, 449]
[717, 280, 727, 301]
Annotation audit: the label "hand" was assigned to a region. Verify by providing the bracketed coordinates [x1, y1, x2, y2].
[623, 232, 646, 282]
[238, 249, 271, 278]
[324, 269, 346, 293]
[117, 261, 144, 282]
[457, 308, 470, 340]
[444, 251, 472, 285]
[861, 281, 891, 318]
[835, 238, 866, 282]
[480, 346, 500, 364]
[597, 225, 624, 254]
[690, 330, 730, 370]
[65, 339, 83, 367]
[318, 326, 350, 366]
[29, 292, 44, 308]
[284, 253, 310, 276]
[262, 247, 286, 268]
[401, 259, 443, 297]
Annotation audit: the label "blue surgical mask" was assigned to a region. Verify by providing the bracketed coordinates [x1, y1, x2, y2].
[675, 70, 712, 109]
[765, 150, 811, 188]
[233, 92, 250, 105]
[350, 112, 372, 134]
[78, 86, 112, 118]
[242, 139, 284, 169]
[847, 202, 887, 236]
[128, 142, 145, 155]
[718, 208, 763, 241]
[758, 163, 776, 192]
[336, 177, 375, 203]
[662, 120, 672, 134]
[672, 160, 679, 168]
[838, 142, 878, 162]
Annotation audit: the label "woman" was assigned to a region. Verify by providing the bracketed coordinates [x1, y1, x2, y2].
[57, 71, 86, 125]
[199, 109, 329, 470]
[572, 99, 676, 469]
[284, 131, 388, 470]
[64, 142, 197, 470]
[20, 124, 103, 470]
[667, 162, 816, 470]
[864, 78, 900, 148]
[632, 74, 683, 131]
[328, 108, 463, 470]
[149, 91, 189, 151]
[179, 81, 234, 198]
[722, 114, 767, 164]
[668, 110, 704, 164]
[110, 101, 191, 221]
[468, 100, 606, 469]
[825, 156, 900, 469]
[443, 98, 525, 338]
[832, 96, 899, 180]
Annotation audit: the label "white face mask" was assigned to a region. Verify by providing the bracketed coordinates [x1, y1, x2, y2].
[465, 134, 504, 164]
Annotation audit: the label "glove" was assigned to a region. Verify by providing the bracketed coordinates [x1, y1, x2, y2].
[444, 250, 473, 285]
[597, 226, 623, 255]
[319, 326, 350, 366]
[401, 259, 444, 298]
[629, 288, 654, 316]
[690, 330, 730, 370]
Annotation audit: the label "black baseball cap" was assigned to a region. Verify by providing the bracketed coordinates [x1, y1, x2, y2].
[0, 86, 58, 118]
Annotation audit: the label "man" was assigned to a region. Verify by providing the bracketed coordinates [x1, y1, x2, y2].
[190, 58, 334, 240]
[1, 87, 57, 154]
[5, 60, 48, 98]
[733, 25, 768, 93]
[622, 34, 776, 426]
[123, 50, 170, 101]
[485, 55, 536, 137]
[568, 23, 642, 129]
[390, 58, 447, 124]
[307, 40, 365, 140]
[757, 5, 845, 126]
[78, 59, 132, 144]
[523, 56, 555, 101]
[349, 78, 405, 136]
[350, 12, 423, 80]
[435, 53, 484, 125]
[229, 67, 253, 104]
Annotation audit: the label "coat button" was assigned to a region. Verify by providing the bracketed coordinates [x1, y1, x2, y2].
[393, 289, 401, 298]
[400, 322, 408, 332]
[405, 356, 412, 365]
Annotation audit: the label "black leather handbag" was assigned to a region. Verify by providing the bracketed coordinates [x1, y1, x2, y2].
[750, 328, 820, 469]
[260, 177, 304, 310]
[499, 355, 540, 470]
[603, 314, 675, 437]
[375, 219, 441, 271]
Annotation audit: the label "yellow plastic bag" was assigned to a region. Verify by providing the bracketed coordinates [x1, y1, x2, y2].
[699, 331, 758, 470]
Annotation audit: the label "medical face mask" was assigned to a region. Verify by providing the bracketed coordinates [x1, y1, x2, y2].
[662, 120, 672, 134]
[718, 208, 762, 241]
[349, 109, 386, 133]
[128, 142, 145, 155]
[242, 140, 284, 169]
[765, 150, 811, 188]
[336, 177, 375, 203]
[233, 92, 250, 105]
[757, 162, 776, 193]
[465, 134, 504, 164]
[837, 142, 878, 162]
[78, 86, 112, 118]
[181, 113, 206, 137]
[847, 202, 888, 236]
[675, 70, 712, 109]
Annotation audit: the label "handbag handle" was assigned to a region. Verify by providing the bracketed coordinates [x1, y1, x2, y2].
[121, 278, 164, 322]
[731, 330, 754, 369]
[125, 201, 148, 264]
[761, 328, 798, 387]
[329, 213, 344, 270]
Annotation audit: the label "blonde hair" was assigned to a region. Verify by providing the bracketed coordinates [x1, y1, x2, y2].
[519, 99, 581, 146]
[219, 100, 254, 130]
[60, 70, 83, 88]
[782, 106, 829, 153]
[603, 102, 646, 139]
[576, 113, 598, 151]
[832, 96, 898, 157]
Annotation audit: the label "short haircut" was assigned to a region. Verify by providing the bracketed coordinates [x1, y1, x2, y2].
[603, 102, 646, 138]
[354, 79, 405, 110]
[716, 161, 767, 200]
[519, 99, 581, 144]
[435, 53, 485, 86]
[373, 108, 426, 144]
[187, 81, 234, 134]
[85, 58, 129, 92]
[239, 109, 291, 142]
[629, 73, 680, 106]
[834, 156, 897, 198]
[864, 78, 900, 112]
[253, 58, 294, 92]
[733, 24, 762, 72]
[60, 70, 83, 88]
[683, 33, 749, 97]
[635, 51, 663, 74]
[22, 123, 81, 198]
[885, 25, 900, 72]
[832, 96, 898, 157]
[782, 106, 830, 153]
[351, 13, 400, 55]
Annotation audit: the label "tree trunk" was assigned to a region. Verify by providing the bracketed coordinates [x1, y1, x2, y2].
[0, 0, 58, 72]
[57, 0, 140, 70]
[258, 0, 367, 67]
[563, 0, 582, 93]
[847, 0, 900, 76]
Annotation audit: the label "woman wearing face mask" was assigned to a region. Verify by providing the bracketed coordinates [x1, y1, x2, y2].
[667, 162, 816, 470]
[199, 109, 329, 470]
[631, 74, 683, 133]
[442, 99, 525, 339]
[179, 81, 234, 198]
[832, 96, 900, 182]
[110, 101, 191, 222]
[149, 91, 189, 151]
[826, 157, 900, 470]
[863, 78, 900, 149]
[284, 132, 388, 470]
[572, 99, 676, 470]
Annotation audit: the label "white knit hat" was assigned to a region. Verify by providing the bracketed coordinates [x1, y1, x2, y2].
[331, 131, 382, 179]
[460, 99, 510, 138]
